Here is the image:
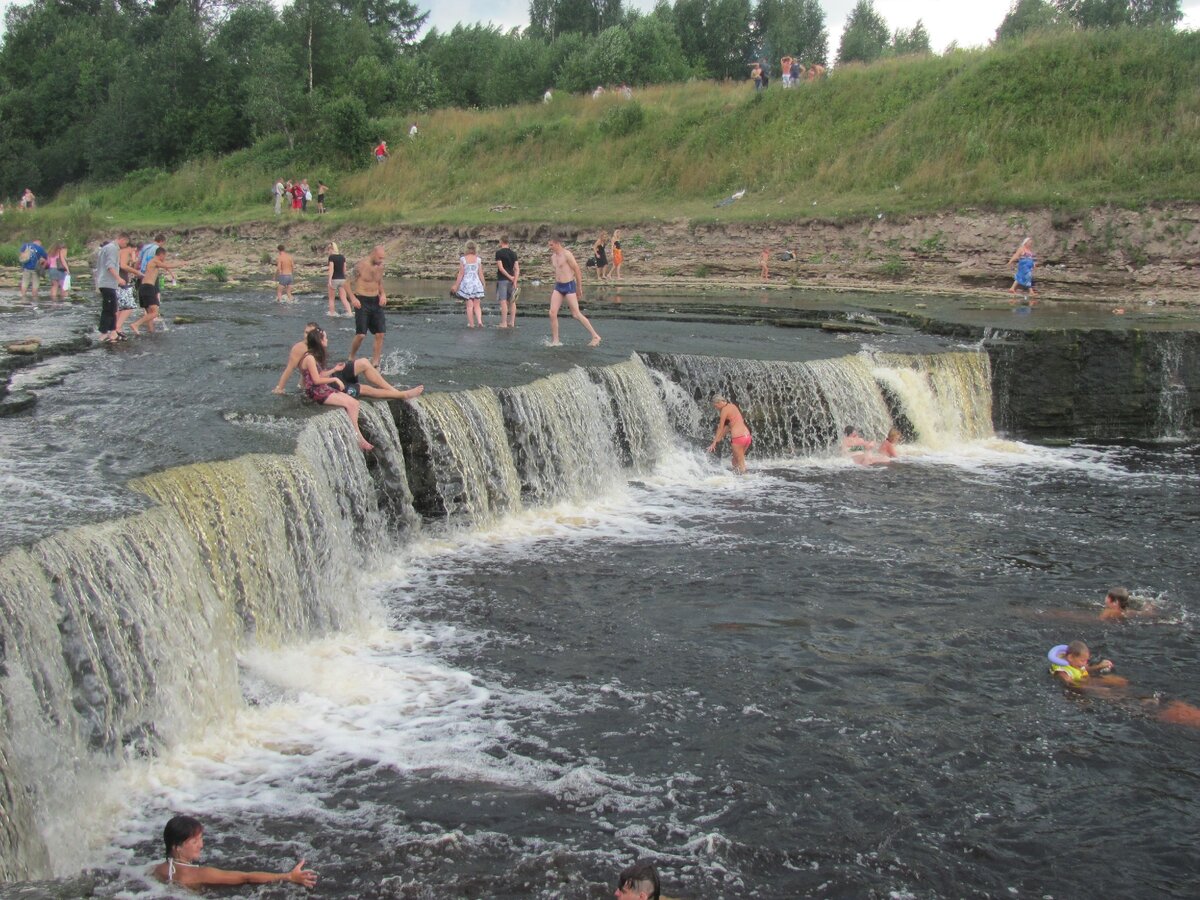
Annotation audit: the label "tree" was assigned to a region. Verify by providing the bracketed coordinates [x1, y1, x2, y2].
[836, 0, 889, 64]
[1056, 0, 1182, 27]
[672, 0, 753, 79]
[527, 0, 624, 38]
[995, 0, 1062, 41]
[753, 0, 827, 66]
[890, 19, 930, 55]
[626, 9, 692, 83]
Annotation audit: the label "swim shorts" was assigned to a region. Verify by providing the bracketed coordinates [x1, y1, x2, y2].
[554, 280, 578, 295]
[138, 283, 159, 308]
[353, 295, 386, 334]
[278, 274, 294, 286]
[496, 280, 514, 301]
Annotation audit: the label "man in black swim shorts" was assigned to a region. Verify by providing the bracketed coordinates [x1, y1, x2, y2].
[348, 244, 388, 368]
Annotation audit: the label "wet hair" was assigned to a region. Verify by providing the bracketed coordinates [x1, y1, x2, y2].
[305, 327, 327, 367]
[1066, 640, 1089, 659]
[163, 815, 202, 860]
[843, 425, 856, 436]
[1106, 587, 1130, 610]
[886, 428, 901, 442]
[712, 395, 727, 406]
[617, 861, 660, 900]
[465, 241, 477, 253]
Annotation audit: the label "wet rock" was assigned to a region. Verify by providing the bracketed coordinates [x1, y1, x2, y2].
[0, 392, 36, 416]
[820, 320, 884, 334]
[4, 340, 40, 355]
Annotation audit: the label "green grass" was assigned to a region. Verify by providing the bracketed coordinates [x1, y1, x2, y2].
[4, 27, 1200, 239]
[204, 264, 229, 282]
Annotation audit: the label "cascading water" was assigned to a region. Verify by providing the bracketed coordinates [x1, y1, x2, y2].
[1154, 334, 1193, 440]
[0, 348, 999, 884]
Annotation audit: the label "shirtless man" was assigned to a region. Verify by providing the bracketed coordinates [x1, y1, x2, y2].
[1100, 586, 1157, 622]
[707, 396, 751, 474]
[547, 238, 601, 347]
[130, 247, 177, 334]
[275, 244, 295, 302]
[348, 245, 389, 367]
[273, 322, 423, 399]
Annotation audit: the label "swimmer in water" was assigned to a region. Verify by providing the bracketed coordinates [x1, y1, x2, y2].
[841, 425, 875, 457]
[1049, 641, 1200, 728]
[856, 427, 902, 465]
[615, 860, 661, 900]
[707, 396, 752, 474]
[1099, 586, 1157, 622]
[152, 815, 318, 889]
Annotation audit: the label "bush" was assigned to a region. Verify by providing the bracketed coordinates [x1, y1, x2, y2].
[599, 101, 645, 137]
[204, 264, 229, 282]
[0, 245, 21, 267]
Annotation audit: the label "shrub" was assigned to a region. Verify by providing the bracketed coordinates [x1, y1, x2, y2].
[599, 101, 645, 137]
[0, 245, 21, 267]
[204, 264, 229, 282]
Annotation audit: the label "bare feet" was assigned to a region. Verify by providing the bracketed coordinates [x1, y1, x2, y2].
[359, 438, 375, 451]
[589, 335, 602, 347]
[400, 385, 424, 400]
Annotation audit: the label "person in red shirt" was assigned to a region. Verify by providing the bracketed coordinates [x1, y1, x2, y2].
[374, 141, 388, 163]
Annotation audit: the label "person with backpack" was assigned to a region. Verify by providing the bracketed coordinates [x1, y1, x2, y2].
[18, 238, 47, 301]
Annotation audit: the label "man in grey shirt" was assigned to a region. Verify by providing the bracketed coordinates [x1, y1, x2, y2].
[96, 233, 129, 343]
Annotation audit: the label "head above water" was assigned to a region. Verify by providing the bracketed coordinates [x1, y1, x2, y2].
[843, 425, 857, 437]
[1066, 640, 1090, 665]
[1105, 587, 1131, 610]
[615, 861, 660, 900]
[163, 815, 202, 860]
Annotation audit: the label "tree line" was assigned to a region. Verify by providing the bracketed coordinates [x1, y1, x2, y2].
[0, 0, 1183, 199]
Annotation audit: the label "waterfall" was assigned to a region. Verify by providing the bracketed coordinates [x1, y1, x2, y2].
[641, 349, 994, 453]
[0, 406, 393, 879]
[591, 356, 675, 472]
[1154, 334, 1193, 440]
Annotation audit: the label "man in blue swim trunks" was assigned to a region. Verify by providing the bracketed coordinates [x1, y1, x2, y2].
[547, 237, 601, 347]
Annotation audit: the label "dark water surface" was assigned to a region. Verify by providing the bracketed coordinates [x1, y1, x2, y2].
[2, 288, 1198, 898]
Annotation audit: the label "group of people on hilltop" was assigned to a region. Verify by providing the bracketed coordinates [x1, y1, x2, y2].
[592, 84, 634, 100]
[273, 178, 327, 216]
[752, 58, 826, 90]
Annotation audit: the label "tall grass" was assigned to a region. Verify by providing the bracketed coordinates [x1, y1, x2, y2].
[6, 27, 1200, 235]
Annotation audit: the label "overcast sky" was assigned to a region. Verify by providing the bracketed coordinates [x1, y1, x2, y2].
[428, 0, 1200, 51]
[1, 0, 1198, 48]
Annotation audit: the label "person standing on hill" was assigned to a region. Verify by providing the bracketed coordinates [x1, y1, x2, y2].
[317, 181, 328, 214]
[276, 244, 295, 302]
[495, 236, 520, 328]
[20, 188, 35, 210]
[409, 122, 418, 139]
[374, 140, 388, 163]
[781, 56, 793, 87]
[290, 181, 304, 212]
[547, 238, 600, 347]
[300, 179, 311, 213]
[348, 245, 389, 368]
[273, 178, 284, 215]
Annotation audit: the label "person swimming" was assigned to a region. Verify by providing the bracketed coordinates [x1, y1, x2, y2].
[152, 815, 318, 889]
[1048, 641, 1200, 728]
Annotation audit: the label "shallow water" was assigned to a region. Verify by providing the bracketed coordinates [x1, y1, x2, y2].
[2, 290, 1198, 898]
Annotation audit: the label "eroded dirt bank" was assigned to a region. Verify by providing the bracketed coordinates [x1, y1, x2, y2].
[98, 205, 1200, 304]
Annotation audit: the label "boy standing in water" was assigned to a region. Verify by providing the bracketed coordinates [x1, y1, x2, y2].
[708, 396, 752, 474]
[276, 244, 295, 302]
[547, 238, 601, 347]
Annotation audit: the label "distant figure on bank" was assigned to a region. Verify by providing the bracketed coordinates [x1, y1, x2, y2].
[274, 178, 284, 215]
[349, 245, 389, 367]
[290, 180, 304, 212]
[409, 122, 418, 139]
[18, 238, 46, 301]
[20, 188, 35, 210]
[374, 140, 388, 163]
[326, 242, 352, 316]
[611, 229, 624, 281]
[46, 242, 70, 301]
[547, 238, 601, 347]
[300, 327, 374, 450]
[593, 231, 610, 280]
[707, 396, 752, 474]
[1008, 237, 1037, 297]
[152, 815, 317, 889]
[592, 85, 606, 99]
[452, 240, 486, 328]
[131, 247, 176, 334]
[317, 181, 328, 214]
[751, 62, 763, 91]
[495, 236, 520, 328]
[805, 63, 826, 82]
[780, 56, 794, 87]
[275, 322, 423, 400]
[760, 248, 770, 281]
[619, 83, 633, 100]
[300, 179, 311, 213]
[614, 860, 660, 900]
[276, 244, 295, 302]
[543, 89, 553, 103]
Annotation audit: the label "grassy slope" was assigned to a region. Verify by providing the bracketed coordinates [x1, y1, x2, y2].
[8, 26, 1200, 246]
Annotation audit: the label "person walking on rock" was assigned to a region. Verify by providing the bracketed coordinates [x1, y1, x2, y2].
[547, 238, 600, 347]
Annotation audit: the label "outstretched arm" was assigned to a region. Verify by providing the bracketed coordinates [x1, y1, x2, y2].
[191, 859, 317, 887]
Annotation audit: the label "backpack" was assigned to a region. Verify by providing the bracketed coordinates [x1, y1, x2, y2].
[19, 246, 32, 263]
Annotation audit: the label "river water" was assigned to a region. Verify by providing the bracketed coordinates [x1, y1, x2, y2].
[0, 288, 1197, 898]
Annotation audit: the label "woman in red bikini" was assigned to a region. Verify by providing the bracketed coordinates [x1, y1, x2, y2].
[707, 396, 752, 474]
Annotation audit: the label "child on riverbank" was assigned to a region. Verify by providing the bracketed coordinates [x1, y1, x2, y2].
[452, 241, 486, 328]
[1008, 237, 1036, 297]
